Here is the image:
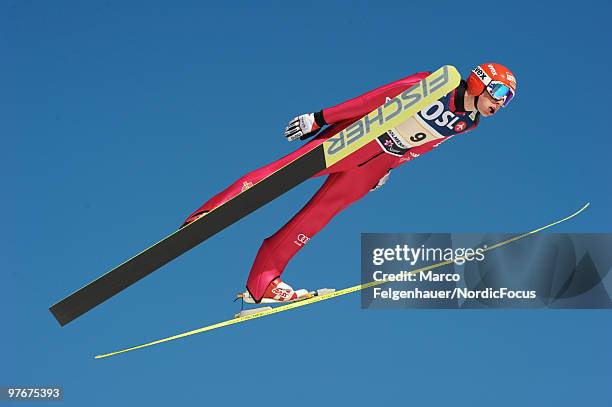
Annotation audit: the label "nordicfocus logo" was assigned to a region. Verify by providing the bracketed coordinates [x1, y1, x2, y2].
[325, 66, 452, 157]
[294, 233, 310, 247]
[420, 102, 466, 131]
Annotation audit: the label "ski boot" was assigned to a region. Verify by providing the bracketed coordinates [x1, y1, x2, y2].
[235, 278, 336, 318]
[238, 277, 310, 304]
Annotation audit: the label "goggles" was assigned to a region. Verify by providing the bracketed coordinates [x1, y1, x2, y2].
[486, 81, 515, 107]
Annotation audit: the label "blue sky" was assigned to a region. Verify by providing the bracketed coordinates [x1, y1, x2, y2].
[2, 0, 611, 405]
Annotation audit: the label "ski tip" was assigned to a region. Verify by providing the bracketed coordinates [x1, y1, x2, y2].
[572, 202, 590, 217]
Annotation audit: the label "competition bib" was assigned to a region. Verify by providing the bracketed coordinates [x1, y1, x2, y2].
[376, 93, 479, 157]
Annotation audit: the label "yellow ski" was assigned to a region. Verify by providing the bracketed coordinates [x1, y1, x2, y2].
[94, 203, 589, 359]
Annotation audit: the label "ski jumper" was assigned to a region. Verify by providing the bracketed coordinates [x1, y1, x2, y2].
[182, 73, 481, 302]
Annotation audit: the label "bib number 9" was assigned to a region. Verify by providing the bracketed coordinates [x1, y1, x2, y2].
[410, 132, 427, 143]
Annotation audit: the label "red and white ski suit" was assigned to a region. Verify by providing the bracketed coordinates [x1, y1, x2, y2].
[183, 71, 480, 301]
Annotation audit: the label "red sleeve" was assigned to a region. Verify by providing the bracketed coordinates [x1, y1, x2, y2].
[322, 72, 431, 124]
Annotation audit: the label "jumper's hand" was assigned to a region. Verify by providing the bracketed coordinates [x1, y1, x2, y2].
[284, 113, 321, 142]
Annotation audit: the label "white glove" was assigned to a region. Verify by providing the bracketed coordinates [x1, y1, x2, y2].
[285, 113, 321, 142]
[371, 171, 390, 191]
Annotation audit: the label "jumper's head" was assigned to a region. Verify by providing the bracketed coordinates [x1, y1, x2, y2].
[467, 62, 517, 116]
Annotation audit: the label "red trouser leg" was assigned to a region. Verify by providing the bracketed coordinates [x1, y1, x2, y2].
[246, 151, 395, 301]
